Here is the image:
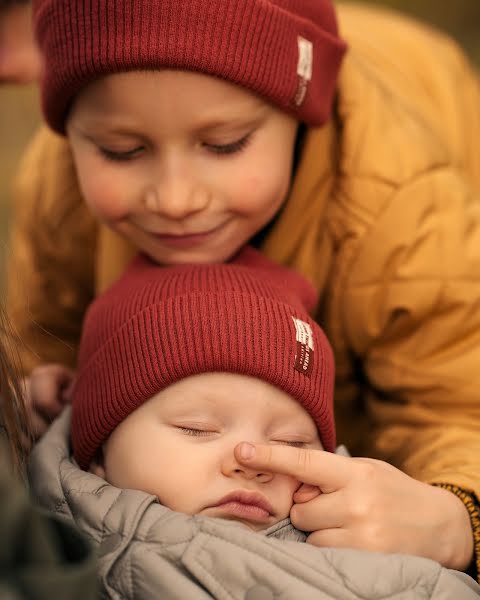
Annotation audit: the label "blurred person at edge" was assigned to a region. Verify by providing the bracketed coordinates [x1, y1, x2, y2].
[0, 3, 97, 597]
[0, 306, 97, 597]
[0, 0, 41, 83]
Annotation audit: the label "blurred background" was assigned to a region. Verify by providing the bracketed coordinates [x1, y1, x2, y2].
[1, 0, 479, 284]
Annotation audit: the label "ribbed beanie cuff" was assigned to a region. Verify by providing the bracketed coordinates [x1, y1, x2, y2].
[33, 0, 347, 133]
[71, 247, 336, 469]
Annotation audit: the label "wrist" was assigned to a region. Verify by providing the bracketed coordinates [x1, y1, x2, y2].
[433, 484, 474, 571]
[433, 483, 480, 580]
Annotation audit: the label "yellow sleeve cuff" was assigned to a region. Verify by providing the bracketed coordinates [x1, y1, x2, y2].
[433, 483, 480, 583]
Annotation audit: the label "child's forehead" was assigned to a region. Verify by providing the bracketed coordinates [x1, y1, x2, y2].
[71, 69, 272, 129]
[148, 372, 317, 426]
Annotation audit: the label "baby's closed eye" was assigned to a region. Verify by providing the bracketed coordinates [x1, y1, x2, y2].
[175, 425, 218, 437]
[271, 439, 309, 448]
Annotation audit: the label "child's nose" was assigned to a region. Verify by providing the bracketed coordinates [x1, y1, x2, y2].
[142, 177, 210, 220]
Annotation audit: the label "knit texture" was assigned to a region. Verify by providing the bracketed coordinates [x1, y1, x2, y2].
[71, 247, 336, 469]
[33, 0, 347, 133]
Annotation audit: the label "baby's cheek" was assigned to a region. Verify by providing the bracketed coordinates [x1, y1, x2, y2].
[276, 476, 302, 514]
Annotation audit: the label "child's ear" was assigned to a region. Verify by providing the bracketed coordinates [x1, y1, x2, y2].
[88, 448, 106, 479]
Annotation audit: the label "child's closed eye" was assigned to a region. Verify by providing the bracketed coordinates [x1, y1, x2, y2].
[97, 133, 252, 161]
[99, 146, 145, 162]
[203, 133, 252, 156]
[176, 426, 217, 437]
[272, 440, 308, 448]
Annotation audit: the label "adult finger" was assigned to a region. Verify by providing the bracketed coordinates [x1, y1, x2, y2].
[293, 484, 320, 504]
[290, 491, 345, 531]
[234, 442, 352, 491]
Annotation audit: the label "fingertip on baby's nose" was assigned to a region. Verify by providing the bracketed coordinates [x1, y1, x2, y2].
[236, 441, 256, 460]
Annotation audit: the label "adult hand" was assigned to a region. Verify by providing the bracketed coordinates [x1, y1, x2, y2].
[24, 364, 75, 441]
[234, 442, 473, 570]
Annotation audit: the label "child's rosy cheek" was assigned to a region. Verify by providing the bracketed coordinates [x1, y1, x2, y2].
[83, 183, 129, 221]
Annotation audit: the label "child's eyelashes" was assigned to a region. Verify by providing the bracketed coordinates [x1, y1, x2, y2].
[176, 426, 217, 437]
[99, 146, 144, 162]
[272, 440, 308, 449]
[97, 133, 252, 162]
[203, 133, 252, 155]
[175, 426, 309, 447]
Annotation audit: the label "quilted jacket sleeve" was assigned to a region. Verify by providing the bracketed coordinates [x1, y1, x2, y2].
[339, 167, 480, 489]
[6, 127, 97, 374]
[336, 166, 480, 575]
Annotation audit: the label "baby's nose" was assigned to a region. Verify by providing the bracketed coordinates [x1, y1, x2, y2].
[223, 455, 273, 483]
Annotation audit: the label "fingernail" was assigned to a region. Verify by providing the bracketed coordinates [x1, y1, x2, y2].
[239, 442, 255, 460]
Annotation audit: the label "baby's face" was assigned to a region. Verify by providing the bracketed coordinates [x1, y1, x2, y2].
[95, 373, 322, 531]
[66, 69, 298, 266]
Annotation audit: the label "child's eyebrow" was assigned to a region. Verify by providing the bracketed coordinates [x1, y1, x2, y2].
[193, 109, 269, 135]
[69, 123, 144, 139]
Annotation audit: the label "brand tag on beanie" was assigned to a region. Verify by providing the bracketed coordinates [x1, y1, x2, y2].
[294, 36, 313, 107]
[292, 317, 314, 376]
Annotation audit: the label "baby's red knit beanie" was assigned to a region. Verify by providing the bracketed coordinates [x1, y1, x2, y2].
[33, 0, 347, 133]
[70, 246, 336, 469]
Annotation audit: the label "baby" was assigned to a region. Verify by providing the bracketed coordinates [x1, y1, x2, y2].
[70, 245, 335, 531]
[29, 248, 480, 598]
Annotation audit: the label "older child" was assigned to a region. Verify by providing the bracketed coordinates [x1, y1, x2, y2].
[28, 248, 480, 598]
[8, 0, 480, 577]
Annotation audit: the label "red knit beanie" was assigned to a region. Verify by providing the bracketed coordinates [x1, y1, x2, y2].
[71, 246, 335, 469]
[33, 0, 347, 134]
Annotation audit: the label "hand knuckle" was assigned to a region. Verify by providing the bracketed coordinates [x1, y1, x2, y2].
[296, 447, 312, 475]
[264, 444, 274, 463]
[354, 459, 378, 483]
[348, 496, 371, 522]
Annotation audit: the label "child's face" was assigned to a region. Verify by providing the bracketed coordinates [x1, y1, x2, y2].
[67, 70, 298, 265]
[93, 372, 322, 531]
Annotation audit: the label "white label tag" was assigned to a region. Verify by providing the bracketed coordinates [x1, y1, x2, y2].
[292, 317, 314, 376]
[292, 317, 314, 350]
[297, 37, 313, 81]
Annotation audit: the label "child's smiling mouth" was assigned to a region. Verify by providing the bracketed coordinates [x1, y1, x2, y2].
[147, 219, 232, 249]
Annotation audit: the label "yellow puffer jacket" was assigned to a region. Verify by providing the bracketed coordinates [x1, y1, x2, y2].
[7, 3, 480, 572]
